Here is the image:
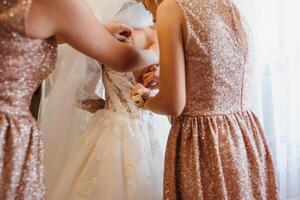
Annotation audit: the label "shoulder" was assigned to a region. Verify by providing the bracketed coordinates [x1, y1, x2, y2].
[157, 0, 184, 24]
[158, 0, 181, 14]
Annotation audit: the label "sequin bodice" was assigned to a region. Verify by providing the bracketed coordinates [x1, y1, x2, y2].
[0, 0, 57, 116]
[178, 0, 252, 116]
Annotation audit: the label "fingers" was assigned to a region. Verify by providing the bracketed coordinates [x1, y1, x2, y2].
[143, 71, 159, 87]
[117, 23, 133, 37]
[144, 79, 159, 88]
[80, 99, 105, 113]
[116, 24, 132, 43]
[131, 83, 151, 107]
[116, 34, 130, 43]
[115, 23, 133, 40]
[145, 80, 159, 88]
[150, 65, 159, 72]
[105, 22, 133, 42]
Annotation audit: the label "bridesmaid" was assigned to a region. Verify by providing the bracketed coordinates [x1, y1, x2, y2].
[137, 0, 279, 199]
[0, 0, 158, 199]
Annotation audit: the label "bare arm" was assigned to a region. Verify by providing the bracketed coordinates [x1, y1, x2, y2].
[130, 28, 158, 49]
[144, 0, 186, 116]
[26, 0, 158, 72]
[132, 28, 159, 82]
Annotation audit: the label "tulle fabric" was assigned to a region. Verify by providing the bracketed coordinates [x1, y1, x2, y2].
[49, 110, 170, 200]
[39, 46, 103, 195]
[114, 2, 153, 29]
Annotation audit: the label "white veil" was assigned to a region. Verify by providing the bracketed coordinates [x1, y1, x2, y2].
[40, 0, 154, 196]
[40, 47, 100, 196]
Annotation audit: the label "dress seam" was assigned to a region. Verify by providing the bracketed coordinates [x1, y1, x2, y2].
[179, 109, 253, 118]
[240, 63, 246, 111]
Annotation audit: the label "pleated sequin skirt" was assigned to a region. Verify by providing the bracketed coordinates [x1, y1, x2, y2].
[163, 110, 278, 200]
[0, 112, 45, 200]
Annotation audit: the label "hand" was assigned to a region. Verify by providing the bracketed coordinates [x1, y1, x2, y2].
[143, 65, 160, 89]
[104, 22, 133, 43]
[79, 99, 105, 113]
[131, 83, 151, 107]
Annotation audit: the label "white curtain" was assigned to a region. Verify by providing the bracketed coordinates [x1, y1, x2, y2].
[238, 0, 300, 199]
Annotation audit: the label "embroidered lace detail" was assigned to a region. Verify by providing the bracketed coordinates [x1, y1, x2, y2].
[103, 66, 139, 116]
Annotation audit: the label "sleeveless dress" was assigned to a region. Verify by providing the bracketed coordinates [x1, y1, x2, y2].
[49, 66, 170, 200]
[163, 0, 278, 199]
[0, 0, 57, 199]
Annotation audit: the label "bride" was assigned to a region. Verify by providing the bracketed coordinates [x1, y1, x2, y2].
[43, 1, 170, 199]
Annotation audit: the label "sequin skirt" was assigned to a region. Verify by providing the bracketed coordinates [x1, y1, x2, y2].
[163, 110, 278, 200]
[0, 112, 45, 200]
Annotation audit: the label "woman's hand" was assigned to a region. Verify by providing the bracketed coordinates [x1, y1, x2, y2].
[103, 22, 133, 43]
[27, 0, 159, 72]
[143, 65, 160, 89]
[79, 99, 106, 113]
[131, 83, 151, 107]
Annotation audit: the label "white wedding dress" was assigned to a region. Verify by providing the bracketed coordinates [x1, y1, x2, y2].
[47, 2, 171, 200]
[50, 65, 170, 200]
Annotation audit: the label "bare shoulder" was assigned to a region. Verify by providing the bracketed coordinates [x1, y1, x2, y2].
[157, 0, 184, 23]
[158, 0, 181, 14]
[26, 0, 55, 38]
[27, 0, 85, 38]
[31, 0, 64, 11]
[32, 0, 88, 16]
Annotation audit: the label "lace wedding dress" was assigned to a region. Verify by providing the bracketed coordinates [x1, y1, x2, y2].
[49, 64, 170, 200]
[44, 2, 170, 199]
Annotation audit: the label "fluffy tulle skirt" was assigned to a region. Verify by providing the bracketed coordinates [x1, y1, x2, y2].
[49, 109, 170, 200]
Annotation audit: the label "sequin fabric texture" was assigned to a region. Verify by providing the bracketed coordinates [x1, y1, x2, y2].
[163, 0, 278, 199]
[0, 0, 57, 199]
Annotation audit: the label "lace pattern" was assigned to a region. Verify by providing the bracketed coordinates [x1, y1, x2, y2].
[103, 66, 140, 117]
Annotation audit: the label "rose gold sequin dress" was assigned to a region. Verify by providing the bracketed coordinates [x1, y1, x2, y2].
[0, 0, 57, 199]
[163, 0, 278, 199]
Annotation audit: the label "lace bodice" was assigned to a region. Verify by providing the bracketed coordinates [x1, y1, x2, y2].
[103, 66, 140, 116]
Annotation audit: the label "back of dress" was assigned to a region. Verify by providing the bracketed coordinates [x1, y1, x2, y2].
[163, 0, 278, 199]
[177, 0, 250, 116]
[102, 66, 139, 116]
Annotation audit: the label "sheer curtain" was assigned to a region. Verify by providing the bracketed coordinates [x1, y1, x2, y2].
[238, 0, 300, 199]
